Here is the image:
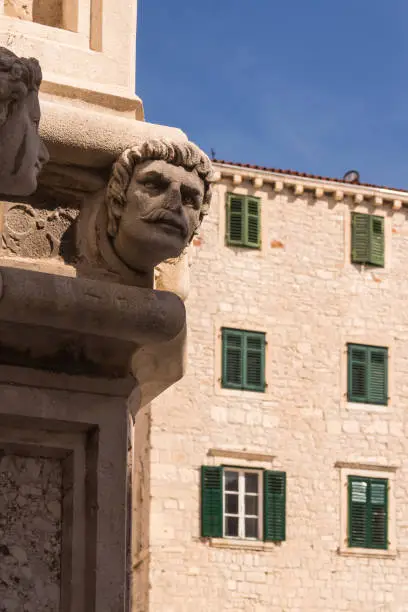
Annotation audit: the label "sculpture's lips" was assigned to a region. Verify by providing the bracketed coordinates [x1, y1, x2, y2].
[142, 211, 187, 237]
[155, 219, 185, 234]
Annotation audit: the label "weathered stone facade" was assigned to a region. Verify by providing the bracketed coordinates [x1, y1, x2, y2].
[0, 455, 62, 612]
[134, 164, 408, 611]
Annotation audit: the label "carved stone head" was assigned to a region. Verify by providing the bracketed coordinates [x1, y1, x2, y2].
[0, 47, 49, 196]
[104, 139, 214, 273]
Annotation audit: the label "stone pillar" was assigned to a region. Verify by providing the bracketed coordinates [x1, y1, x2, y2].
[0, 0, 143, 119]
[0, 3, 214, 611]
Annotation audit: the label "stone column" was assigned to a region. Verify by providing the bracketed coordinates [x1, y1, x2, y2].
[0, 5, 213, 610]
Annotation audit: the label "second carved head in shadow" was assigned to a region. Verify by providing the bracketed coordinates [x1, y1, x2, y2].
[0, 48, 49, 196]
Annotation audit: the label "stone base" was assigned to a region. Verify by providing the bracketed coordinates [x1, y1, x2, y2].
[0, 381, 131, 612]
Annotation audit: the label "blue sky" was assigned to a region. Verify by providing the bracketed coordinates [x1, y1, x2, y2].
[137, 1, 408, 189]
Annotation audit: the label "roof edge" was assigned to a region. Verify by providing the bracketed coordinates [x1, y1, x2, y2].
[213, 160, 408, 208]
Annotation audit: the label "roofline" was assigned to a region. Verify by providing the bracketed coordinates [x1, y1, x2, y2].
[212, 161, 408, 209]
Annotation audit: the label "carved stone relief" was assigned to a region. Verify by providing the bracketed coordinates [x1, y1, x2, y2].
[1, 202, 78, 260]
[0, 137, 213, 293]
[77, 138, 214, 289]
[0, 47, 49, 196]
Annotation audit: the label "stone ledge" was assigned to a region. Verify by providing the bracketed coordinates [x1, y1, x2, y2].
[41, 81, 144, 120]
[346, 401, 389, 413]
[338, 547, 397, 559]
[0, 265, 185, 345]
[335, 461, 398, 472]
[207, 448, 275, 463]
[40, 100, 187, 169]
[205, 538, 279, 552]
[0, 266, 187, 404]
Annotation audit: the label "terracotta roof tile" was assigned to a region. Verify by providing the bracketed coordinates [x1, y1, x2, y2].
[213, 159, 408, 194]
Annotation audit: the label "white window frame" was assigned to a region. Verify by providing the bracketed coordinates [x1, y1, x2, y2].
[222, 468, 263, 540]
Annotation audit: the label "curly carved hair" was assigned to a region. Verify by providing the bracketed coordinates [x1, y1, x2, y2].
[105, 138, 214, 237]
[0, 48, 42, 128]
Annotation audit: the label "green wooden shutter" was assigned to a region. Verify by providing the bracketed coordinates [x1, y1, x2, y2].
[369, 479, 388, 549]
[263, 471, 286, 542]
[369, 215, 385, 266]
[348, 477, 388, 549]
[201, 466, 223, 537]
[244, 332, 265, 391]
[348, 477, 368, 547]
[222, 329, 243, 388]
[367, 347, 388, 405]
[227, 196, 244, 245]
[245, 198, 261, 247]
[348, 344, 368, 402]
[348, 344, 388, 405]
[351, 213, 370, 263]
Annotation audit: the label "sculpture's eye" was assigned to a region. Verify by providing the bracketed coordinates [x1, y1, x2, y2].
[142, 179, 167, 192]
[183, 196, 195, 207]
[29, 110, 40, 131]
[182, 191, 201, 210]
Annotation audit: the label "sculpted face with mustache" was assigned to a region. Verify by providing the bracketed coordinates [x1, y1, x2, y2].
[111, 159, 205, 272]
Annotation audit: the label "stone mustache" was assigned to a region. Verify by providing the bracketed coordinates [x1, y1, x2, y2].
[0, 47, 49, 196]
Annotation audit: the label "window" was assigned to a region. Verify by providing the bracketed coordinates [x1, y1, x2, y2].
[201, 466, 286, 542]
[226, 194, 261, 248]
[348, 476, 388, 550]
[222, 329, 265, 392]
[338, 463, 396, 557]
[351, 212, 384, 266]
[224, 469, 261, 539]
[347, 344, 388, 405]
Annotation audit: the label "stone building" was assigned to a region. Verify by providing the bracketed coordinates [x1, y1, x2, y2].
[134, 161, 408, 611]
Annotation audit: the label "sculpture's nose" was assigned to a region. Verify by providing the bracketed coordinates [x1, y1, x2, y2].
[166, 183, 183, 212]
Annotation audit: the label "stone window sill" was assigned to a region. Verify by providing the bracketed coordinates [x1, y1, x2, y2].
[338, 546, 397, 559]
[216, 386, 273, 401]
[208, 538, 278, 552]
[346, 401, 389, 413]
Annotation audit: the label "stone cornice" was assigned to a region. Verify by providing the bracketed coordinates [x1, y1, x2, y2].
[41, 82, 144, 120]
[213, 162, 408, 211]
[207, 448, 275, 463]
[0, 265, 186, 404]
[40, 100, 187, 169]
[334, 461, 398, 472]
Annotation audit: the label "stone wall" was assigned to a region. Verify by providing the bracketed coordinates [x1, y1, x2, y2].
[0, 455, 61, 612]
[146, 174, 408, 611]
